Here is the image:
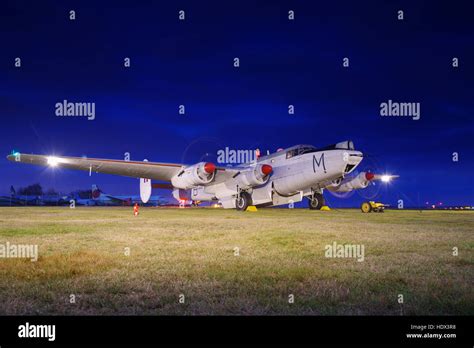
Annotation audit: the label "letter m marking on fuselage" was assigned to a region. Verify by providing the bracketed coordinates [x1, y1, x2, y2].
[313, 153, 327, 173]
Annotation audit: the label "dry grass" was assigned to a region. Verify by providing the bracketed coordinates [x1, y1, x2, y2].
[0, 207, 472, 315]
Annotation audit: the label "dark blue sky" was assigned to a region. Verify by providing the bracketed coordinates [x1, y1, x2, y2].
[1, 0, 473, 206]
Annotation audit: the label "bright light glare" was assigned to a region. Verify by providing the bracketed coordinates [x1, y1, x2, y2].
[47, 156, 60, 167]
[381, 175, 391, 183]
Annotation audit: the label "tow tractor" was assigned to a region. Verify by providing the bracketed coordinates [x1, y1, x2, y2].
[361, 201, 386, 213]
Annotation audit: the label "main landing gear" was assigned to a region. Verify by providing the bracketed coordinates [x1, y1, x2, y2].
[236, 191, 252, 211]
[308, 192, 325, 210]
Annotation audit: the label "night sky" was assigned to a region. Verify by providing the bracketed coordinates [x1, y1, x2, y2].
[1, 0, 473, 207]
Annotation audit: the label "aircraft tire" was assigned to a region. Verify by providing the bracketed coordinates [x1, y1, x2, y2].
[309, 193, 324, 210]
[236, 192, 252, 211]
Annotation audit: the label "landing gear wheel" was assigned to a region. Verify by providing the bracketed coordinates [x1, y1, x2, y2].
[308, 193, 325, 210]
[236, 192, 252, 211]
[361, 201, 372, 213]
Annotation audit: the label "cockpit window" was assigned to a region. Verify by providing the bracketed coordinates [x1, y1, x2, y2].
[286, 150, 296, 159]
[317, 141, 355, 151]
[283, 142, 354, 159]
[298, 146, 317, 155]
[287, 146, 317, 159]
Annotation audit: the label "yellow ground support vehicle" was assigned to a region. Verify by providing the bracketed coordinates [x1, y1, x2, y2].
[361, 201, 386, 213]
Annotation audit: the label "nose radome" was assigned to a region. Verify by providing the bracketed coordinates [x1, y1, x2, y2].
[346, 151, 363, 165]
[342, 151, 363, 175]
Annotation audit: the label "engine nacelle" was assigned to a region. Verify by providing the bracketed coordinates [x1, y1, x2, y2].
[327, 172, 373, 192]
[234, 164, 272, 189]
[172, 188, 191, 201]
[171, 162, 216, 189]
[172, 187, 216, 202]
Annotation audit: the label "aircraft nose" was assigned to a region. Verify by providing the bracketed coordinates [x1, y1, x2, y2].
[343, 151, 363, 174]
[346, 151, 363, 164]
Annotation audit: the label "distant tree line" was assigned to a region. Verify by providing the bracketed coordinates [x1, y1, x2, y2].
[17, 183, 44, 196]
[13, 183, 91, 198]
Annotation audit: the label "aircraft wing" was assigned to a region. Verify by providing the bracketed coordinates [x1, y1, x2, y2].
[6, 153, 183, 182]
[210, 165, 253, 185]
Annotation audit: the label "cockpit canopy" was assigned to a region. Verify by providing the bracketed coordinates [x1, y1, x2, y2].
[286, 145, 317, 159]
[285, 141, 355, 159]
[318, 140, 355, 151]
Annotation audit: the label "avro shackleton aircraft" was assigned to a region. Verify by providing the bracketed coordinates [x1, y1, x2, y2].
[7, 141, 396, 210]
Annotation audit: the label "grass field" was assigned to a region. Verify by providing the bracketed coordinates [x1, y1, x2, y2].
[0, 207, 472, 315]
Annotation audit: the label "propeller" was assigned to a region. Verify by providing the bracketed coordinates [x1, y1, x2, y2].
[327, 152, 398, 200]
[372, 174, 400, 182]
[327, 189, 356, 199]
[356, 153, 398, 200]
[181, 137, 222, 166]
